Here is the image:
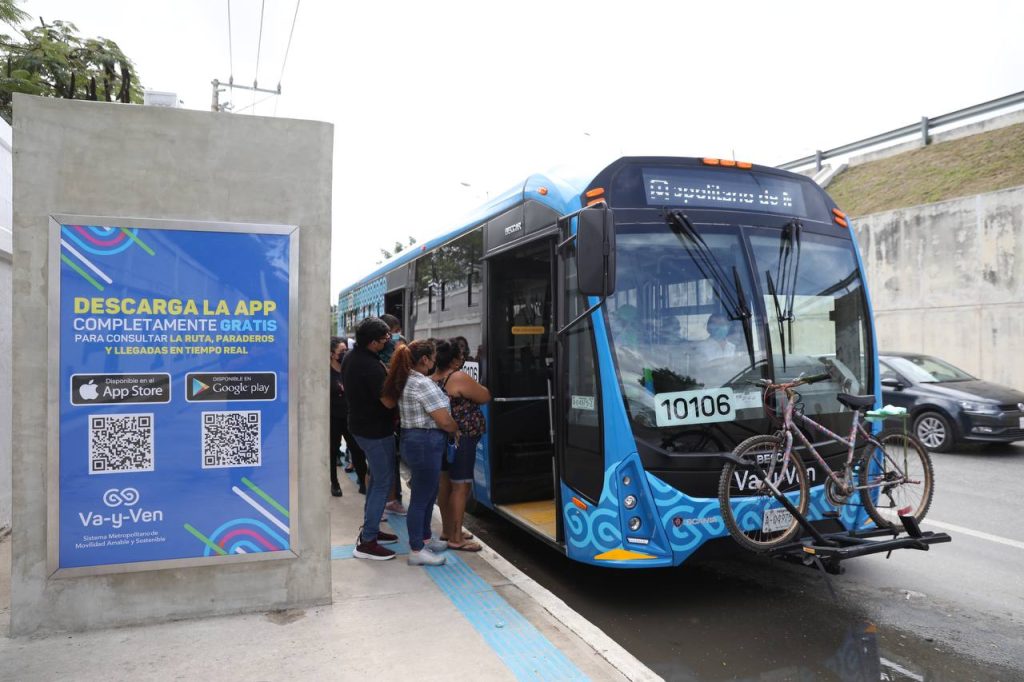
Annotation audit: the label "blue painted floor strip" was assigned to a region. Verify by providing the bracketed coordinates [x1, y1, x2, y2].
[334, 462, 588, 681]
[424, 553, 588, 681]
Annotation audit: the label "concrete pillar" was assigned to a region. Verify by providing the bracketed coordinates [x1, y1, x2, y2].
[10, 95, 333, 635]
[1, 117, 12, 537]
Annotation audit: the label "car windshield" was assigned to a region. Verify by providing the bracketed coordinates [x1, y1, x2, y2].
[606, 222, 871, 452]
[884, 355, 974, 383]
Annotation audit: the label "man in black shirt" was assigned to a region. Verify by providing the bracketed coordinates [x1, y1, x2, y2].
[341, 317, 400, 560]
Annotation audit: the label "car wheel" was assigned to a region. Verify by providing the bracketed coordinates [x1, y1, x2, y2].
[914, 411, 954, 452]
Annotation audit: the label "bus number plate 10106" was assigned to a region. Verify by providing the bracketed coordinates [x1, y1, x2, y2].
[654, 388, 735, 427]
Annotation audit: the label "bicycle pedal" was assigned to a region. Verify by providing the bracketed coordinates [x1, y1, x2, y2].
[822, 511, 841, 519]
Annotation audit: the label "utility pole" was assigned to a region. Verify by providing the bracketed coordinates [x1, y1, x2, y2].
[211, 79, 224, 112]
[210, 77, 281, 113]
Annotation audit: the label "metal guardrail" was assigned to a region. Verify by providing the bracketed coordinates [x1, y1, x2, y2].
[779, 90, 1024, 171]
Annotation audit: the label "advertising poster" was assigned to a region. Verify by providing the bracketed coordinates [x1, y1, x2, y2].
[50, 217, 297, 574]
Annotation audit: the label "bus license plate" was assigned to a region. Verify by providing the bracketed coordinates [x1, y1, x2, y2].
[654, 388, 736, 427]
[762, 507, 793, 534]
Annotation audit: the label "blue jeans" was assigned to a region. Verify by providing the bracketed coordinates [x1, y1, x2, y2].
[354, 434, 396, 543]
[400, 428, 445, 551]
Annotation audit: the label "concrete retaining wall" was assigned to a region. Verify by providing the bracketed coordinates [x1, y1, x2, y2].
[852, 186, 1024, 388]
[10, 95, 333, 635]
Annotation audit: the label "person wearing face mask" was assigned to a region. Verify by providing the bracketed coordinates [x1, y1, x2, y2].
[381, 339, 458, 566]
[343, 317, 400, 561]
[698, 312, 738, 361]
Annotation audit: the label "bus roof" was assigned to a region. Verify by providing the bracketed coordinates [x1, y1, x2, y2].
[338, 155, 807, 293]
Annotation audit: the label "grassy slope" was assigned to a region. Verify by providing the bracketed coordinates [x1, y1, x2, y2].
[823, 121, 1024, 216]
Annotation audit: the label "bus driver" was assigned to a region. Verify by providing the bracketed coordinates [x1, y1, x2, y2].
[696, 312, 737, 361]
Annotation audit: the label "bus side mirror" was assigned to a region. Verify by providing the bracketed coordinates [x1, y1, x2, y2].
[577, 206, 616, 297]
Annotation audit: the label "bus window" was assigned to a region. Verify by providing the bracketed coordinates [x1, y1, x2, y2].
[564, 245, 603, 502]
[749, 230, 870, 411]
[411, 228, 484, 353]
[606, 226, 767, 433]
[437, 229, 483, 353]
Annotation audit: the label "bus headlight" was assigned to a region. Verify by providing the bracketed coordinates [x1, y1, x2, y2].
[628, 516, 642, 532]
[624, 495, 637, 509]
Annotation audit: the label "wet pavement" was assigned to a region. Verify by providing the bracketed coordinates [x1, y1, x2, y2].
[465, 442, 1024, 681]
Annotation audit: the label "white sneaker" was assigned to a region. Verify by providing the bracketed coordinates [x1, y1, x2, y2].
[424, 537, 448, 553]
[408, 547, 446, 566]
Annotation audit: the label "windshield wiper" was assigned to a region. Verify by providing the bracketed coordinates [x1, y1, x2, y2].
[731, 265, 756, 369]
[665, 211, 756, 367]
[769, 220, 802, 371]
[665, 211, 749, 318]
[777, 219, 802, 323]
[765, 270, 788, 372]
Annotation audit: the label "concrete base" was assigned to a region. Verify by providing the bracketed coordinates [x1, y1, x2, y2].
[10, 95, 333, 635]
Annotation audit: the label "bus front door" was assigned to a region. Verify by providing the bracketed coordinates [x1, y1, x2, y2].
[486, 239, 559, 541]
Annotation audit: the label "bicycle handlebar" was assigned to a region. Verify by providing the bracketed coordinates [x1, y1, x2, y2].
[752, 372, 832, 389]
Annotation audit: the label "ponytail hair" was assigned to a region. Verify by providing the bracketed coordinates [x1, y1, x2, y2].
[382, 339, 435, 403]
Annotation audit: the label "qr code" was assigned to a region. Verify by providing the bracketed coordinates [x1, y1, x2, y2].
[202, 410, 262, 468]
[89, 413, 155, 474]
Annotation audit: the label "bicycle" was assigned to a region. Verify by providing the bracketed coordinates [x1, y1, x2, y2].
[717, 372, 935, 553]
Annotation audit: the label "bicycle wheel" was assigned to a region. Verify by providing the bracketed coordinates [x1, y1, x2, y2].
[858, 430, 934, 529]
[719, 434, 809, 552]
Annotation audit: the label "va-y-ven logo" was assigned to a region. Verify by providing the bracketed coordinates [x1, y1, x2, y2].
[80, 488, 164, 529]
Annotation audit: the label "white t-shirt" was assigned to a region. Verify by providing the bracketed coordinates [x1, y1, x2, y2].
[696, 339, 736, 361]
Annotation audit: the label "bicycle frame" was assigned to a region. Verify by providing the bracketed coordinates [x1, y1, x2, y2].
[766, 387, 879, 494]
[720, 378, 938, 556]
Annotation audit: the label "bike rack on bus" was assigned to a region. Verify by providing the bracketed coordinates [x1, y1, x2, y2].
[719, 451, 952, 576]
[768, 511, 952, 577]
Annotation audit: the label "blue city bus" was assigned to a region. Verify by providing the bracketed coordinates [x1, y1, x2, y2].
[337, 156, 878, 568]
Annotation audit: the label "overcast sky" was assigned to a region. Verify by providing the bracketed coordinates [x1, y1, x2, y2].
[20, 0, 1024, 299]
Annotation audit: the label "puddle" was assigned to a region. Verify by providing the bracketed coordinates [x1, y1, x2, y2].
[465, 512, 1021, 682]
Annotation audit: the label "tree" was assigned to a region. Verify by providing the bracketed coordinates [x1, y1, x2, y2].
[0, 16, 144, 123]
[0, 0, 28, 28]
[413, 229, 482, 299]
[378, 235, 417, 263]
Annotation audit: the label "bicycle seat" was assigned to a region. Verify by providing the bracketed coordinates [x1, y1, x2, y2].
[836, 393, 875, 410]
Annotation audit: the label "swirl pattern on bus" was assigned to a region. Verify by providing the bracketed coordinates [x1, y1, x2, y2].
[561, 460, 867, 566]
[647, 475, 726, 554]
[562, 468, 622, 554]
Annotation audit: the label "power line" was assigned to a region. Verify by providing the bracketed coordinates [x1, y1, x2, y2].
[212, 0, 287, 114]
[226, 0, 234, 81]
[253, 0, 265, 87]
[235, 92, 277, 114]
[277, 0, 301, 88]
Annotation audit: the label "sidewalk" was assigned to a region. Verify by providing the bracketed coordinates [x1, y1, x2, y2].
[0, 470, 660, 681]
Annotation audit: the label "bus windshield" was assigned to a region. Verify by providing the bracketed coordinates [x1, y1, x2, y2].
[606, 221, 871, 452]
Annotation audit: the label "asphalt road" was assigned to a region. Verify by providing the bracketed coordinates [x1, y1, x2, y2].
[465, 441, 1024, 681]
